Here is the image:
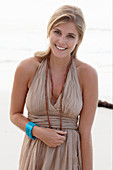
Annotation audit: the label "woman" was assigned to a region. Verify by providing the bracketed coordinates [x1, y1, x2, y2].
[10, 5, 98, 170]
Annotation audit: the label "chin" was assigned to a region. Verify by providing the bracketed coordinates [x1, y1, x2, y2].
[51, 49, 70, 59]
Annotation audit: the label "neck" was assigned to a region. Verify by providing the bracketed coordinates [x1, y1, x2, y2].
[49, 55, 72, 73]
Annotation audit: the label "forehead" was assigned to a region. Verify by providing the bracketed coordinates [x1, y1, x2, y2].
[53, 22, 78, 34]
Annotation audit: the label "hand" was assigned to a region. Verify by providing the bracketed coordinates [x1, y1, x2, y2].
[34, 127, 67, 148]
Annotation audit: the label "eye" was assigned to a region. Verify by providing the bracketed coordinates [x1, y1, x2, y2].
[54, 30, 61, 35]
[67, 34, 75, 39]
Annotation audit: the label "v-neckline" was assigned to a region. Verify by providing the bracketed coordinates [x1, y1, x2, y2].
[47, 72, 61, 109]
[47, 59, 73, 109]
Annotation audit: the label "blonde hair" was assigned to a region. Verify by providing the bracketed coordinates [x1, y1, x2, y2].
[34, 5, 86, 61]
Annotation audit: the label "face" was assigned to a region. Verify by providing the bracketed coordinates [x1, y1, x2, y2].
[49, 22, 79, 59]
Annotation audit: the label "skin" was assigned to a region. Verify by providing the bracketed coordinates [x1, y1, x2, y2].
[10, 22, 98, 170]
[47, 22, 79, 99]
[49, 22, 79, 60]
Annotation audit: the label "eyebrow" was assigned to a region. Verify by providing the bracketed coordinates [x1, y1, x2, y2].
[68, 33, 76, 36]
[53, 28, 76, 36]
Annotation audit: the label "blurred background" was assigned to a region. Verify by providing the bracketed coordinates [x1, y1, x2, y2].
[0, 0, 112, 169]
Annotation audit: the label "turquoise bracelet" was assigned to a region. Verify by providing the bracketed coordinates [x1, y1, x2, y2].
[25, 122, 38, 139]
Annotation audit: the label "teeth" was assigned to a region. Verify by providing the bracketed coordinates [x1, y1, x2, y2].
[56, 45, 66, 50]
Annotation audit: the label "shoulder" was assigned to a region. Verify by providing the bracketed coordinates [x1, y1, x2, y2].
[15, 56, 41, 87]
[17, 56, 40, 70]
[73, 58, 98, 90]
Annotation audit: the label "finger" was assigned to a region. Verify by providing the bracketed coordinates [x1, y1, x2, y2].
[57, 140, 64, 146]
[60, 140, 64, 144]
[57, 134, 66, 141]
[56, 130, 67, 135]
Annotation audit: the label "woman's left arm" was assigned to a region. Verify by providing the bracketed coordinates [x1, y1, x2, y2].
[78, 65, 98, 170]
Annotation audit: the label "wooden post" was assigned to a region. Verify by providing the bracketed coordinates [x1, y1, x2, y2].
[98, 100, 113, 109]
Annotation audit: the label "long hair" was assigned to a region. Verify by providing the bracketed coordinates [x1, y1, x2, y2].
[34, 5, 86, 61]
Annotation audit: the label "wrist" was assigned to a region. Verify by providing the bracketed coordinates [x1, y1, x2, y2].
[32, 126, 43, 140]
[32, 125, 38, 137]
[25, 122, 38, 139]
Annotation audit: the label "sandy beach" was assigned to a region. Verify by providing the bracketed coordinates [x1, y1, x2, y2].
[0, 62, 112, 170]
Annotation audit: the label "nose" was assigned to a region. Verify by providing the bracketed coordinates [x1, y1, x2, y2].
[58, 36, 66, 45]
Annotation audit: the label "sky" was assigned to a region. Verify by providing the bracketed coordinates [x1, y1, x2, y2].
[0, 0, 112, 29]
[0, 0, 112, 64]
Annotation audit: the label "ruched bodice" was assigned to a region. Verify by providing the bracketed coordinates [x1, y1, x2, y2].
[26, 59, 82, 118]
[19, 58, 83, 170]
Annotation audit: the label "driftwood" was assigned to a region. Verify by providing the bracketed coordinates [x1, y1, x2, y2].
[98, 100, 113, 109]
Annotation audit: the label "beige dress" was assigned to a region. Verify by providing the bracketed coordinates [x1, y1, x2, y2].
[19, 58, 83, 170]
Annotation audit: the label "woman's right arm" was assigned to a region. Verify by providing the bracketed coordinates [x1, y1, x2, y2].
[10, 59, 31, 131]
[10, 57, 67, 147]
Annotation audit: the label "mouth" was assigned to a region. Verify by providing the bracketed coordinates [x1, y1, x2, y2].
[55, 44, 67, 51]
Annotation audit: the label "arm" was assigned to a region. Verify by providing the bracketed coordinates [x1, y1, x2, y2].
[78, 65, 98, 170]
[10, 58, 67, 147]
[10, 59, 30, 131]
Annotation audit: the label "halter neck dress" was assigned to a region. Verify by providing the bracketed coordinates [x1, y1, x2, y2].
[19, 58, 83, 170]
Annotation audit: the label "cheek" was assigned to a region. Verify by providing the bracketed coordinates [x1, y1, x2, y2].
[49, 37, 53, 47]
[68, 40, 78, 53]
[69, 40, 77, 48]
[49, 35, 56, 45]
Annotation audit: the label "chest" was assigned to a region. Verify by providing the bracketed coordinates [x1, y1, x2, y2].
[49, 75, 65, 96]
[26, 60, 83, 115]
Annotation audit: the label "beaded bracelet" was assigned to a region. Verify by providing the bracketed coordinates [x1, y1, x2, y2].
[25, 122, 38, 139]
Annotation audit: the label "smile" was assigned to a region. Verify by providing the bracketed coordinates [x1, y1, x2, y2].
[55, 45, 67, 51]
